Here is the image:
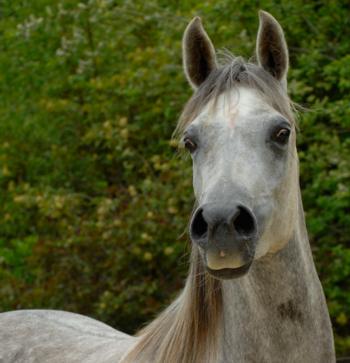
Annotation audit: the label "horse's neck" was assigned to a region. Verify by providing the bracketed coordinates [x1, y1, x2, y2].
[220, 194, 335, 362]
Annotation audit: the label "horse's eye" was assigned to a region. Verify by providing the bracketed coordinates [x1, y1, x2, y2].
[272, 127, 290, 145]
[183, 137, 197, 153]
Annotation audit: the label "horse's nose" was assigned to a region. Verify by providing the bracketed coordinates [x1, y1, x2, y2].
[190, 204, 257, 244]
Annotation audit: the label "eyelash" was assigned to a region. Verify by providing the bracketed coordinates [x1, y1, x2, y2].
[183, 137, 197, 153]
[271, 127, 291, 146]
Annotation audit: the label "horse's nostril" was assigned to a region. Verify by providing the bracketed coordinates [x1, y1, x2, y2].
[233, 206, 256, 238]
[190, 208, 208, 239]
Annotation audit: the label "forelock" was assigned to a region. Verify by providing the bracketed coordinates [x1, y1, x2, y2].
[175, 53, 296, 138]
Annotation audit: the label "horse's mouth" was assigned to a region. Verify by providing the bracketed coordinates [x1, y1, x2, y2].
[201, 240, 256, 280]
[205, 262, 252, 280]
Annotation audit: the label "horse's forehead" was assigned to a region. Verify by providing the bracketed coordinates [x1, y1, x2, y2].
[194, 87, 276, 131]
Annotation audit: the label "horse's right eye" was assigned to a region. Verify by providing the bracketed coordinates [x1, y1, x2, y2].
[183, 137, 197, 153]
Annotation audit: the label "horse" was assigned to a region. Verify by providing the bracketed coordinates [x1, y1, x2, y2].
[0, 11, 337, 363]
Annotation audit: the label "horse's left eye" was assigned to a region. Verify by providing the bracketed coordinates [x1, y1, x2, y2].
[272, 127, 290, 145]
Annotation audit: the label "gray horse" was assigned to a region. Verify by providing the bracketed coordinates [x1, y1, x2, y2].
[0, 11, 337, 363]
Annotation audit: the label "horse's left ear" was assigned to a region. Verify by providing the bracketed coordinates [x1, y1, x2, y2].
[183, 17, 217, 89]
[256, 11, 289, 87]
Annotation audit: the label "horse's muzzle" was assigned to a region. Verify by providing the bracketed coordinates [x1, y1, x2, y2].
[190, 203, 258, 278]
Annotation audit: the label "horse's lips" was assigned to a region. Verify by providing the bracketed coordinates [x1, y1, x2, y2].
[205, 262, 252, 280]
[205, 250, 245, 270]
[202, 246, 254, 279]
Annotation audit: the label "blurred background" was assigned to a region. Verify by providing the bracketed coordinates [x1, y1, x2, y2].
[0, 0, 349, 357]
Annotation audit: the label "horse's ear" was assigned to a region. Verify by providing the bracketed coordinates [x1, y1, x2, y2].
[183, 17, 217, 89]
[256, 11, 289, 87]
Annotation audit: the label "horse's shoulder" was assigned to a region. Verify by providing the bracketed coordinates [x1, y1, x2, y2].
[0, 309, 134, 362]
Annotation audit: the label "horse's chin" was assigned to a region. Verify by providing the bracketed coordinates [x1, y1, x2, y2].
[205, 261, 252, 280]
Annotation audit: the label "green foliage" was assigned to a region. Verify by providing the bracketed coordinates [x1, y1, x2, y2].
[0, 0, 349, 356]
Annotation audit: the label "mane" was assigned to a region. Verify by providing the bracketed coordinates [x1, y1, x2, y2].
[121, 54, 296, 363]
[121, 247, 222, 363]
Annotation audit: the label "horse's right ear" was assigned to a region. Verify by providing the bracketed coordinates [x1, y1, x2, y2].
[182, 17, 217, 89]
